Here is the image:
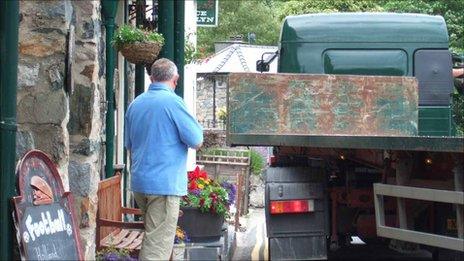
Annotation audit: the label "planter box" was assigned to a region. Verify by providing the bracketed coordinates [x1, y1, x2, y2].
[178, 207, 224, 242]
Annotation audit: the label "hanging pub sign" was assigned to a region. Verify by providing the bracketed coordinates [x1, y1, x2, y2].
[197, 0, 218, 27]
[12, 150, 83, 260]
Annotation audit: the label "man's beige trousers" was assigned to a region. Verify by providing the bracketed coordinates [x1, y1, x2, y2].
[133, 193, 180, 260]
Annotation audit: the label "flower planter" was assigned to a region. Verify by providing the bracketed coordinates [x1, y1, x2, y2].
[178, 207, 224, 242]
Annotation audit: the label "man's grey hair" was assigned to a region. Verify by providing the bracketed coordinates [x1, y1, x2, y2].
[150, 58, 178, 82]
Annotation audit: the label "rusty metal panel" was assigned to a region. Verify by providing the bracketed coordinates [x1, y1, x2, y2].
[228, 73, 418, 136]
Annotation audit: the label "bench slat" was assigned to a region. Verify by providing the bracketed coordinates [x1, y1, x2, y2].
[101, 229, 129, 246]
[127, 232, 144, 250]
[116, 230, 141, 248]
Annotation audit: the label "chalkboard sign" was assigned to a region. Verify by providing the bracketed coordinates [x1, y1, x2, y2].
[12, 150, 83, 260]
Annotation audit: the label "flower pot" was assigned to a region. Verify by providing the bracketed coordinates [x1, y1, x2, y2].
[178, 207, 224, 242]
[118, 42, 162, 65]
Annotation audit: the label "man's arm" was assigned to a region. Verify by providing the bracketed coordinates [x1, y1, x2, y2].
[170, 98, 204, 149]
[453, 68, 464, 78]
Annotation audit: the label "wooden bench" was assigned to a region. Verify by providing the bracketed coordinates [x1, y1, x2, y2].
[96, 173, 144, 253]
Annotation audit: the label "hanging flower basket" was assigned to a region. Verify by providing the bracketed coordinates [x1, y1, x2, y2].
[118, 42, 162, 65]
[113, 24, 164, 65]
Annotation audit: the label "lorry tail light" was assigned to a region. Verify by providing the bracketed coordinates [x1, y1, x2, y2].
[269, 155, 278, 166]
[270, 199, 314, 214]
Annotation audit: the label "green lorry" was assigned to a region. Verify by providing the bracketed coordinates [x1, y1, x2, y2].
[227, 13, 463, 260]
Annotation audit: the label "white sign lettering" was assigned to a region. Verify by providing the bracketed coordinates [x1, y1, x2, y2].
[23, 209, 72, 242]
[197, 17, 215, 23]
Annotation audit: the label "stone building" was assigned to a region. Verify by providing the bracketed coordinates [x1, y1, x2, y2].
[196, 44, 278, 127]
[0, 0, 195, 259]
[17, 2, 109, 258]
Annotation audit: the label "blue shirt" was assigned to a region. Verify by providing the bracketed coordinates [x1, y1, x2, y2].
[124, 82, 203, 196]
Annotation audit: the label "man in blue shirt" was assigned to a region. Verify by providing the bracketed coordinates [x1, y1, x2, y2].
[124, 58, 203, 260]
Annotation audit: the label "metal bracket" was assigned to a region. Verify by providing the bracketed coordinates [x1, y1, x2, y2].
[373, 183, 464, 251]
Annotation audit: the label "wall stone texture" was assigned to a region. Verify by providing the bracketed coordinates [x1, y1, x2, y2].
[17, 0, 105, 259]
[196, 74, 228, 125]
[17, 0, 73, 188]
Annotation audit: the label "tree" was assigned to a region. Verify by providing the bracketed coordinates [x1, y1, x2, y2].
[196, 0, 281, 56]
[277, 0, 382, 20]
[378, 0, 463, 52]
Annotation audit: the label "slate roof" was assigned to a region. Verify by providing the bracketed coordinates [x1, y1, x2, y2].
[196, 44, 278, 73]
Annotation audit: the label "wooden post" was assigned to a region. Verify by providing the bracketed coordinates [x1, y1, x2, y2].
[235, 171, 243, 232]
[215, 164, 220, 180]
[243, 164, 250, 215]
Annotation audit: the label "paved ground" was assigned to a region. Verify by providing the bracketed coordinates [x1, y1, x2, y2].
[231, 208, 440, 261]
[232, 208, 268, 261]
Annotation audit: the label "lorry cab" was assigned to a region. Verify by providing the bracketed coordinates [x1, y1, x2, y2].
[278, 13, 455, 136]
[249, 13, 463, 261]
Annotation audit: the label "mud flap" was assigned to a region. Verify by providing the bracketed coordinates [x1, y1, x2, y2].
[269, 235, 327, 260]
[265, 166, 328, 260]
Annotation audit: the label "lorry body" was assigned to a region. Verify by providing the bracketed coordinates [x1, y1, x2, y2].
[226, 13, 464, 260]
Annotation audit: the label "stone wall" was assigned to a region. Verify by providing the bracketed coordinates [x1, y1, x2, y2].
[17, 1, 105, 259]
[196, 74, 228, 124]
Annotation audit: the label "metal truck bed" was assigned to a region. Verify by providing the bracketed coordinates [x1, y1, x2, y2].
[228, 73, 419, 137]
[228, 134, 464, 153]
[227, 73, 463, 153]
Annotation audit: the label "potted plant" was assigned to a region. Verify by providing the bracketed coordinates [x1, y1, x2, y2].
[178, 166, 236, 242]
[113, 24, 164, 65]
[96, 245, 137, 261]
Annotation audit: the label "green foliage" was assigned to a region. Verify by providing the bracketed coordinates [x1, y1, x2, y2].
[196, 0, 462, 56]
[96, 245, 132, 261]
[217, 107, 227, 122]
[182, 181, 229, 216]
[452, 93, 464, 136]
[112, 24, 164, 49]
[250, 150, 265, 176]
[277, 0, 382, 20]
[181, 167, 234, 218]
[378, 0, 463, 52]
[185, 40, 200, 64]
[453, 51, 464, 133]
[198, 147, 249, 158]
[197, 0, 281, 56]
[198, 148, 265, 175]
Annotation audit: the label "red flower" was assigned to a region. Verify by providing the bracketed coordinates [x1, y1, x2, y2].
[188, 181, 198, 190]
[188, 166, 208, 181]
[199, 170, 208, 179]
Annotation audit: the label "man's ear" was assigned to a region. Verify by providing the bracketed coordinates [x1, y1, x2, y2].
[173, 74, 179, 86]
